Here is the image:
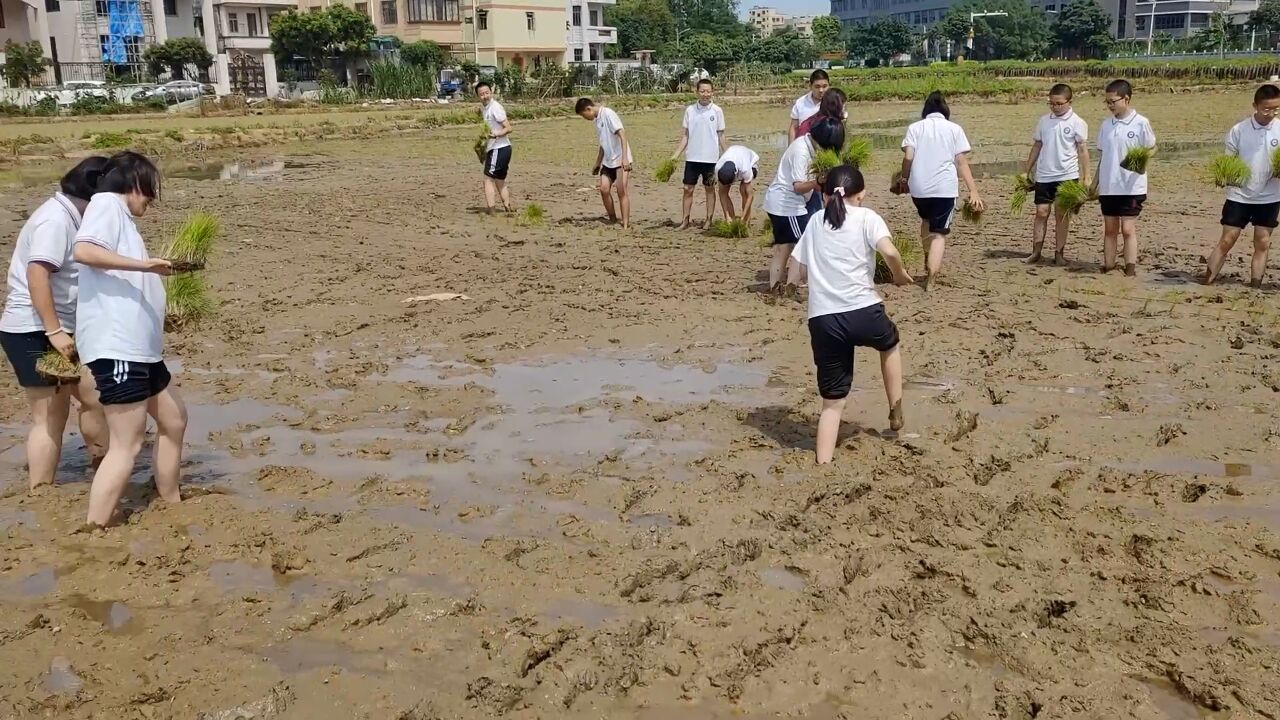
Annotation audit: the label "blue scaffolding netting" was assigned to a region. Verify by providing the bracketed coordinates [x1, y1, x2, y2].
[103, 0, 145, 64]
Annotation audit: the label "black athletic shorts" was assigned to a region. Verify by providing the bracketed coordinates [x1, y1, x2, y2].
[809, 304, 900, 400]
[1221, 199, 1280, 229]
[1099, 194, 1145, 218]
[1034, 181, 1068, 206]
[911, 196, 956, 235]
[683, 161, 715, 187]
[0, 330, 60, 388]
[87, 359, 171, 406]
[483, 146, 512, 180]
[768, 212, 811, 246]
[600, 165, 625, 184]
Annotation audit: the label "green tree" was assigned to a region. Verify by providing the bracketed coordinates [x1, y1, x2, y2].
[401, 40, 446, 68]
[811, 15, 844, 54]
[327, 4, 376, 58]
[1, 40, 49, 88]
[1250, 0, 1280, 33]
[938, 0, 1049, 61]
[143, 37, 213, 80]
[669, 0, 746, 39]
[845, 18, 914, 66]
[1051, 0, 1112, 58]
[607, 0, 677, 55]
[270, 10, 334, 65]
[662, 31, 734, 71]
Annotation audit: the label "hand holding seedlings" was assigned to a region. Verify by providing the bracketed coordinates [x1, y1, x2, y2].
[48, 330, 75, 359]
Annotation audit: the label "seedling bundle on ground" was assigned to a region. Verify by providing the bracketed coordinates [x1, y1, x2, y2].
[710, 218, 750, 238]
[1009, 174, 1035, 214]
[1210, 155, 1251, 188]
[653, 158, 677, 183]
[518, 204, 546, 226]
[874, 236, 922, 284]
[163, 212, 219, 330]
[1121, 147, 1151, 174]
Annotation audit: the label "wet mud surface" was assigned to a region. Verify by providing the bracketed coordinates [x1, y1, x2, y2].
[1, 93, 1279, 718]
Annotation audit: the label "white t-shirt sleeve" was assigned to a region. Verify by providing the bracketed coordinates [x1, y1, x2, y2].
[1074, 117, 1089, 144]
[1141, 118, 1156, 148]
[76, 199, 122, 252]
[26, 220, 69, 270]
[953, 125, 972, 156]
[716, 109, 725, 132]
[1032, 118, 1044, 142]
[607, 109, 623, 134]
[492, 103, 507, 123]
[790, 97, 803, 121]
[902, 124, 917, 150]
[1226, 123, 1240, 155]
[681, 106, 690, 129]
[866, 212, 891, 252]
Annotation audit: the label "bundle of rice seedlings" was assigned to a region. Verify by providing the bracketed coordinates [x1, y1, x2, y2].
[873, 236, 923, 284]
[35, 348, 80, 382]
[162, 212, 218, 272]
[1053, 180, 1090, 214]
[809, 148, 841, 182]
[1120, 146, 1151, 174]
[710, 218, 750, 238]
[518, 203, 546, 225]
[840, 137, 871, 170]
[164, 273, 215, 331]
[960, 199, 983, 224]
[653, 158, 677, 183]
[1009, 173, 1035, 214]
[1271, 147, 1280, 178]
[472, 123, 489, 162]
[889, 169, 908, 195]
[1210, 155, 1251, 188]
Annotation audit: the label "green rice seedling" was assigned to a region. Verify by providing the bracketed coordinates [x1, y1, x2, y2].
[1009, 173, 1035, 214]
[1210, 155, 1250, 188]
[711, 218, 750, 238]
[164, 273, 215, 330]
[840, 137, 871, 170]
[472, 122, 490, 162]
[162, 212, 218, 272]
[518, 203, 546, 225]
[809, 148, 841, 182]
[960, 199, 983, 224]
[1271, 147, 1280, 178]
[35, 348, 80, 382]
[874, 235, 923, 284]
[654, 157, 677, 182]
[90, 131, 131, 149]
[1054, 180, 1090, 214]
[1120, 146, 1151, 174]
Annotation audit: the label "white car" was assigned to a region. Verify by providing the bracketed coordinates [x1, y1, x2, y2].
[134, 80, 215, 104]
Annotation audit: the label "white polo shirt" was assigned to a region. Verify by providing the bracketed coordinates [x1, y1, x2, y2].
[74, 193, 166, 365]
[902, 113, 972, 199]
[1097, 110, 1156, 196]
[763, 136, 815, 217]
[790, 92, 821, 124]
[594, 106, 630, 169]
[1225, 116, 1280, 204]
[683, 101, 725, 163]
[483, 99, 510, 152]
[1032, 110, 1089, 183]
[715, 145, 759, 183]
[1, 193, 83, 334]
[791, 205, 891, 320]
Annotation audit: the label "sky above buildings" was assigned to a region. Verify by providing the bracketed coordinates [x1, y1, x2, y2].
[737, 0, 833, 19]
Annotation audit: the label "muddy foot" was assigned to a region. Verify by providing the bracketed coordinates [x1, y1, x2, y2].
[1250, 278, 1263, 289]
[1124, 263, 1137, 277]
[889, 400, 904, 431]
[1024, 246, 1043, 264]
[678, 220, 691, 230]
[1053, 251, 1066, 266]
[1201, 272, 1216, 286]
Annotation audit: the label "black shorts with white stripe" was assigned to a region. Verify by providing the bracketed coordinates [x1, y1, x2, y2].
[87, 359, 171, 406]
[483, 146, 512, 181]
[768, 212, 812, 246]
[911, 196, 956, 236]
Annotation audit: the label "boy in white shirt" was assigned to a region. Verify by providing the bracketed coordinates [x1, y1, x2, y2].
[1203, 84, 1280, 288]
[715, 144, 759, 225]
[787, 165, 914, 464]
[669, 79, 726, 229]
[1093, 79, 1157, 276]
[787, 69, 829, 142]
[1025, 83, 1090, 265]
[477, 81, 514, 215]
[576, 97, 632, 230]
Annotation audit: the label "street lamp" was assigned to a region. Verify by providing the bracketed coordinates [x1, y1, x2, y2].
[965, 11, 1008, 57]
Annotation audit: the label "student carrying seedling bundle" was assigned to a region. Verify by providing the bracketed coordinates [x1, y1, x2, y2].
[0, 157, 111, 490]
[576, 97, 632, 230]
[1202, 83, 1280, 288]
[476, 81, 514, 215]
[764, 117, 845, 295]
[788, 69, 830, 143]
[669, 79, 726, 229]
[1024, 83, 1090, 265]
[72, 151, 187, 527]
[797, 88, 848, 215]
[900, 91, 984, 290]
[786, 165, 912, 465]
[714, 144, 759, 226]
[1094, 79, 1156, 276]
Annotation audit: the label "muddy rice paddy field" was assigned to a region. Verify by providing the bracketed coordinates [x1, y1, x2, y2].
[2, 88, 1280, 719]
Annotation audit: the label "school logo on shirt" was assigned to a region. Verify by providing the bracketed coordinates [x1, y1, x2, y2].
[1063, 126, 1072, 135]
[1272, 138, 1279, 147]
[1127, 131, 1136, 139]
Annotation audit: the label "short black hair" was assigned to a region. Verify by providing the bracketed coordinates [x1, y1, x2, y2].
[921, 90, 949, 119]
[696, 78, 713, 90]
[1255, 83, 1280, 104]
[808, 116, 845, 152]
[717, 161, 737, 185]
[59, 156, 109, 201]
[574, 97, 595, 114]
[809, 69, 829, 84]
[1049, 83, 1073, 101]
[474, 80, 491, 92]
[1105, 79, 1132, 98]
[97, 150, 161, 200]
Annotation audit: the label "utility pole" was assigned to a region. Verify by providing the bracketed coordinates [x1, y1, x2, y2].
[963, 11, 1008, 60]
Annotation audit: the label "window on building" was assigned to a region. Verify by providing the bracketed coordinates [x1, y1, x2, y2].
[573, 47, 583, 61]
[1044, 3, 1056, 10]
[590, 8, 598, 24]
[45, 0, 60, 13]
[589, 45, 598, 61]
[1190, 12, 1209, 27]
[1153, 13, 1185, 29]
[0, 4, 5, 27]
[248, 12, 258, 35]
[526, 11, 535, 30]
[572, 5, 580, 25]
[164, 0, 177, 16]
[1135, 15, 1146, 31]
[477, 9, 487, 29]
[355, 2, 368, 19]
[406, 0, 458, 22]
[381, 0, 396, 24]
[228, 12, 239, 32]
[1118, 0, 1127, 36]
[308, 6, 321, 13]
[95, 0, 107, 16]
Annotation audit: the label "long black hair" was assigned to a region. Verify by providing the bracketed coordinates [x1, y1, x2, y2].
[823, 165, 864, 231]
[817, 88, 846, 122]
[808, 116, 845, 152]
[97, 151, 161, 200]
[921, 90, 950, 119]
[59, 156, 109, 201]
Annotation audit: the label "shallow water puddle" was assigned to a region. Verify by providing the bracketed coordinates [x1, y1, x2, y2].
[1140, 677, 1223, 719]
[66, 594, 137, 634]
[1109, 457, 1274, 479]
[45, 656, 83, 695]
[261, 637, 385, 675]
[539, 596, 622, 628]
[206, 560, 325, 602]
[168, 159, 299, 182]
[759, 566, 807, 592]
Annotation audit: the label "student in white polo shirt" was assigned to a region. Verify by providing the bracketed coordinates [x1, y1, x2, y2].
[899, 91, 984, 289]
[1204, 84, 1280, 288]
[787, 69, 829, 143]
[764, 118, 845, 295]
[576, 97, 632, 230]
[1024, 83, 1090, 265]
[669, 78, 726, 229]
[476, 81, 514, 215]
[714, 144, 759, 225]
[72, 152, 186, 527]
[0, 157, 110, 490]
[1094, 79, 1156, 276]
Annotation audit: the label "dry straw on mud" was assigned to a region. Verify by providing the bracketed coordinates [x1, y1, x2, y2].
[809, 148, 840, 182]
[35, 348, 80, 382]
[1054, 180, 1091, 214]
[1121, 146, 1151, 174]
[1009, 173, 1035, 214]
[163, 212, 218, 272]
[1210, 155, 1251, 188]
[711, 218, 750, 238]
[165, 273, 215, 330]
[840, 137, 871, 170]
[874, 236, 922, 284]
[653, 158, 677, 183]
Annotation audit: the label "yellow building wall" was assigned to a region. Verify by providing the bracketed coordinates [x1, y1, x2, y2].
[472, 0, 566, 68]
[297, 0, 465, 53]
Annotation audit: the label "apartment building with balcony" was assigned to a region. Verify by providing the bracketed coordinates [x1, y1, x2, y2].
[565, 0, 615, 63]
[747, 5, 787, 34]
[468, 0, 565, 69]
[200, 0, 287, 96]
[328, 0, 465, 53]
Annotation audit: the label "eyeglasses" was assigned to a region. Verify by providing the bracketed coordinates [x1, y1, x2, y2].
[1258, 107, 1280, 115]
[1104, 98, 1124, 106]
[1048, 101, 1070, 108]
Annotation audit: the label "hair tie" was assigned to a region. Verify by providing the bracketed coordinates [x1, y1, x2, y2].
[833, 186, 846, 196]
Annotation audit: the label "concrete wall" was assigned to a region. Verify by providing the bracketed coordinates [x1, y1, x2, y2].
[473, 0, 566, 67]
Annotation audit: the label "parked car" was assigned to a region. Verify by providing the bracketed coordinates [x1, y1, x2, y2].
[132, 80, 216, 104]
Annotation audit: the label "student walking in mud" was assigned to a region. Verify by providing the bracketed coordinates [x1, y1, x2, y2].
[477, 81, 514, 215]
[1202, 83, 1280, 288]
[714, 144, 759, 225]
[669, 78, 726, 229]
[764, 118, 846, 295]
[1093, 79, 1156, 276]
[787, 165, 912, 464]
[900, 91, 984, 290]
[72, 152, 187, 527]
[576, 97, 632, 230]
[0, 157, 111, 490]
[1024, 83, 1090, 265]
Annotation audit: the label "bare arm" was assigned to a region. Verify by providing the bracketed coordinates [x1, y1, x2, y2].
[875, 237, 914, 286]
[616, 129, 632, 168]
[25, 263, 77, 358]
[492, 118, 512, 138]
[955, 152, 983, 210]
[593, 146, 603, 173]
[717, 130, 726, 155]
[741, 183, 754, 225]
[671, 127, 689, 160]
[1026, 140, 1042, 176]
[1077, 142, 1091, 188]
[74, 242, 171, 274]
[900, 146, 915, 183]
[788, 119, 799, 143]
[792, 179, 820, 194]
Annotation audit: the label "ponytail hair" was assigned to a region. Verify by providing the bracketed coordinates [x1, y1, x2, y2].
[59, 155, 110, 201]
[822, 165, 864, 231]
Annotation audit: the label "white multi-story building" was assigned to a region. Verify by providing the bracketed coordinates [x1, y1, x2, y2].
[787, 14, 813, 37]
[565, 0, 616, 63]
[747, 5, 787, 35]
[199, 0, 284, 97]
